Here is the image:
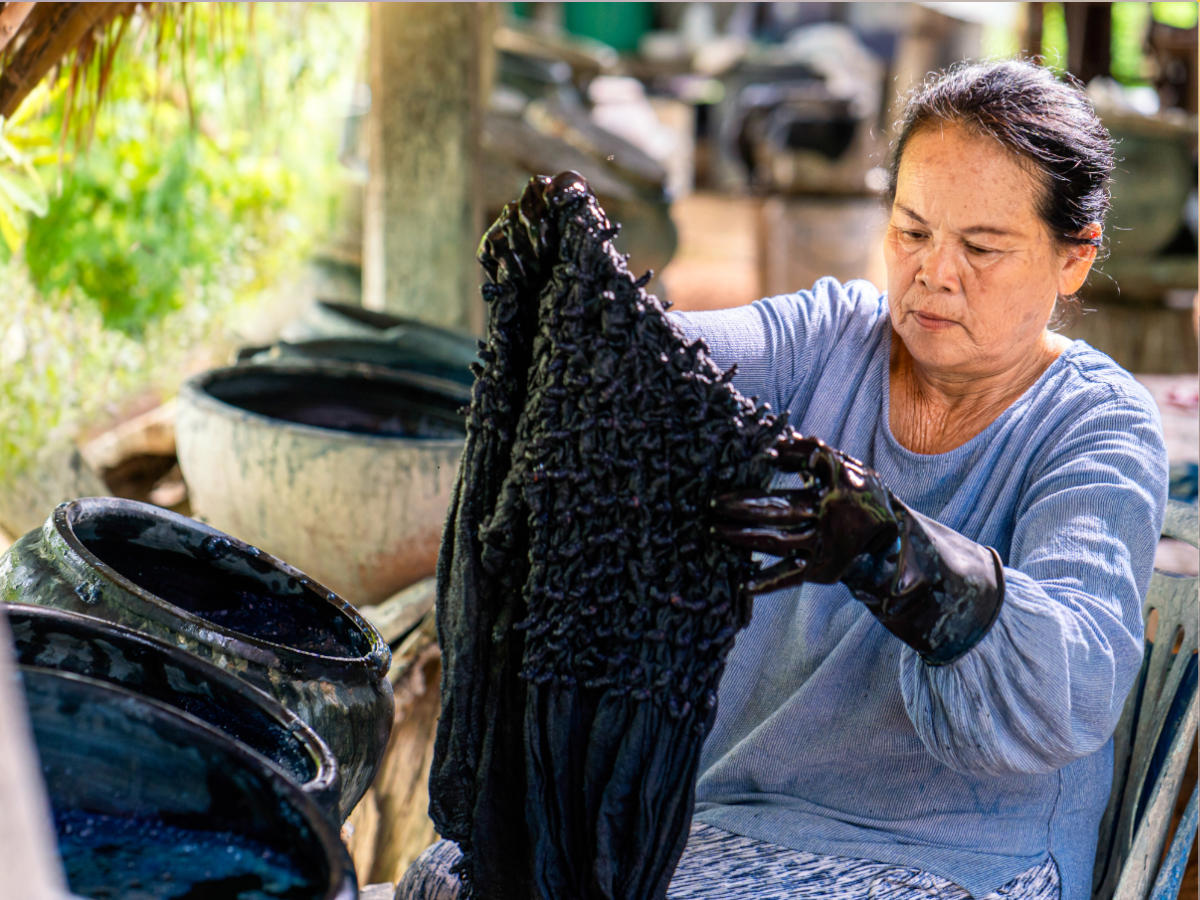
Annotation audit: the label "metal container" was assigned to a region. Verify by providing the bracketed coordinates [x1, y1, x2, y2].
[280, 299, 479, 351]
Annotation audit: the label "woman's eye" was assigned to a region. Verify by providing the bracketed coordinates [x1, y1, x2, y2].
[965, 243, 997, 255]
[900, 230, 927, 241]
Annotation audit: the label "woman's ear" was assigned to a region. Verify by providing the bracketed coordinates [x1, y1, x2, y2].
[1057, 223, 1101, 297]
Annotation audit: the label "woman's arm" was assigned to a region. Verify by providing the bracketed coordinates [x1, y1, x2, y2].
[899, 393, 1168, 776]
[669, 278, 881, 417]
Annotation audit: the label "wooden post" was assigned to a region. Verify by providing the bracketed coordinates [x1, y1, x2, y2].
[1019, 2, 1045, 61]
[1063, 2, 1112, 84]
[364, 2, 497, 335]
[0, 609, 68, 898]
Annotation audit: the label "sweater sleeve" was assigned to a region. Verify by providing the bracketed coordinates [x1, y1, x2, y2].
[669, 278, 883, 418]
[898, 387, 1169, 776]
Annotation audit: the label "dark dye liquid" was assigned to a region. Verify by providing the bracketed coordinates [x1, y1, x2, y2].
[78, 532, 368, 658]
[55, 809, 315, 899]
[205, 368, 465, 439]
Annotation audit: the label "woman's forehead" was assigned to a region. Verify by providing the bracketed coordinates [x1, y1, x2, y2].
[895, 123, 1044, 225]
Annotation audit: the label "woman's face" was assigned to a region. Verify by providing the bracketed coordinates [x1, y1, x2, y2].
[884, 122, 1096, 378]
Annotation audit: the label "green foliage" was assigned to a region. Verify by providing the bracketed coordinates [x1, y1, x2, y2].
[0, 83, 64, 256]
[1151, 3, 1199, 29]
[25, 110, 295, 334]
[19, 4, 361, 335]
[0, 2, 366, 487]
[1041, 3, 1069, 73]
[1110, 3, 1152, 86]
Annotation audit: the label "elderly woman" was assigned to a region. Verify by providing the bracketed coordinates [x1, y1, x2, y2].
[664, 59, 1168, 900]
[403, 59, 1167, 900]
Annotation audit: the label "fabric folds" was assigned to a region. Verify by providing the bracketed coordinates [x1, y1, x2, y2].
[429, 171, 785, 899]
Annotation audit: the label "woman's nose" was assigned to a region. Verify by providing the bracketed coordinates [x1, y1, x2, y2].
[916, 241, 959, 292]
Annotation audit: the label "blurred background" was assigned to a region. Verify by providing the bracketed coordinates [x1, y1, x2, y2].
[0, 2, 1194, 893]
[0, 1, 1194, 545]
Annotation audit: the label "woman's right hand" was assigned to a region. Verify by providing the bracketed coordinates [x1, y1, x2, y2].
[711, 430, 900, 593]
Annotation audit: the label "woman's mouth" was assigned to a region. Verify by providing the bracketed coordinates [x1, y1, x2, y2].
[911, 311, 955, 331]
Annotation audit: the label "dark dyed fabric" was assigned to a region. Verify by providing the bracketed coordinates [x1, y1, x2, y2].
[429, 172, 784, 900]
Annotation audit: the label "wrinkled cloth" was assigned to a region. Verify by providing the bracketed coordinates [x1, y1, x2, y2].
[399, 827, 1062, 900]
[429, 172, 784, 900]
[671, 278, 1168, 900]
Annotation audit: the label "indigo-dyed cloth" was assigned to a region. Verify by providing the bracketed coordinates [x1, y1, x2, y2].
[399, 826, 1061, 899]
[671, 278, 1169, 900]
[429, 174, 784, 900]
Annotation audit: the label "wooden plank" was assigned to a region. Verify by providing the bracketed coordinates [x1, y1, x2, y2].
[347, 612, 442, 886]
[359, 577, 436, 648]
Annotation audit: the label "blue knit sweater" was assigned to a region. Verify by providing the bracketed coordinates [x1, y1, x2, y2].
[672, 278, 1169, 900]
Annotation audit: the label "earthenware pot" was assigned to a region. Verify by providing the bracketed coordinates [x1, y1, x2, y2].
[175, 361, 465, 604]
[21, 667, 357, 899]
[7, 604, 341, 820]
[0, 497, 393, 816]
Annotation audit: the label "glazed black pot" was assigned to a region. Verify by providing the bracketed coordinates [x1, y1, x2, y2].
[237, 336, 478, 392]
[7, 604, 340, 820]
[20, 667, 357, 899]
[0, 497, 393, 820]
[281, 298, 480, 365]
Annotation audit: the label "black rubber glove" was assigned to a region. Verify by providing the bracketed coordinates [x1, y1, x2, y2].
[713, 430, 1005, 665]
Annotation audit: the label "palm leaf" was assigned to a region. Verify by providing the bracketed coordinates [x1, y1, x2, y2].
[0, 3, 244, 142]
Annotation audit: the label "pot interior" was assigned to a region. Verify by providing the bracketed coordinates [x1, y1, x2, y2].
[23, 668, 348, 899]
[204, 366, 465, 439]
[69, 502, 375, 659]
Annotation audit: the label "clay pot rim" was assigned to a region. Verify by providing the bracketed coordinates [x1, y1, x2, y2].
[51, 497, 391, 678]
[179, 360, 468, 448]
[7, 603, 342, 815]
[22, 666, 357, 899]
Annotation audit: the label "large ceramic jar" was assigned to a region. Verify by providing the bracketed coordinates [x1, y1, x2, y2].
[0, 497, 393, 817]
[22, 667, 357, 899]
[8, 604, 341, 820]
[175, 361, 465, 605]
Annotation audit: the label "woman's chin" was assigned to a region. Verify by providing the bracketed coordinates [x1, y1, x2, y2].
[895, 325, 970, 372]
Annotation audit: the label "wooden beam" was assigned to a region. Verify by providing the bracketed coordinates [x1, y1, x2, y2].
[0, 2, 123, 119]
[0, 3, 36, 56]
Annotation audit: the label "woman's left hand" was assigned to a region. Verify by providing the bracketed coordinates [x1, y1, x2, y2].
[712, 429, 1006, 666]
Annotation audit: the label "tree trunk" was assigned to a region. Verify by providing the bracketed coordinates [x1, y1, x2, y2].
[364, 2, 497, 335]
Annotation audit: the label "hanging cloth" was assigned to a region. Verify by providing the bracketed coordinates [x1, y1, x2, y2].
[429, 171, 785, 900]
